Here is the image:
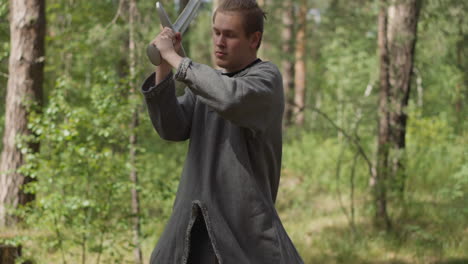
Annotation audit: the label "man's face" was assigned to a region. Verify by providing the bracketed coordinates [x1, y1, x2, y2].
[212, 11, 259, 73]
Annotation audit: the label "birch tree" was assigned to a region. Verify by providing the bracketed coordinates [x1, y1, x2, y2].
[374, 0, 422, 229]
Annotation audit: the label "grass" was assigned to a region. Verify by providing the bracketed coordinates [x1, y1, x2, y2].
[3, 183, 466, 263]
[277, 173, 468, 264]
[2, 169, 467, 263]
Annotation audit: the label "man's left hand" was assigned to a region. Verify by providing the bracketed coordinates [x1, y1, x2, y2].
[151, 27, 183, 69]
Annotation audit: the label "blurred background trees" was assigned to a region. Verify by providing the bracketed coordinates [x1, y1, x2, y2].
[0, 0, 466, 263]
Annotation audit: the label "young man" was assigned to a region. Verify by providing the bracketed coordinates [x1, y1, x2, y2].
[141, 0, 303, 263]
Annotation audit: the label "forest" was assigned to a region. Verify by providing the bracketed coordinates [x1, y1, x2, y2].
[0, 0, 467, 263]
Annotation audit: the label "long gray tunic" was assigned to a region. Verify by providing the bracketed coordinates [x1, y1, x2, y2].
[141, 58, 303, 264]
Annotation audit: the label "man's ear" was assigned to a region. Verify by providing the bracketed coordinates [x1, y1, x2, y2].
[250, 31, 262, 49]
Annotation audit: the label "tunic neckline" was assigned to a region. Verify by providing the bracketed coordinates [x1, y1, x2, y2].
[222, 58, 262, 77]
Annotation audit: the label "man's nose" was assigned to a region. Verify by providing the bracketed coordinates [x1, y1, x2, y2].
[214, 35, 225, 47]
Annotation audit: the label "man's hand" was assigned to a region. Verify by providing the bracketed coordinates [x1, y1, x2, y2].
[151, 27, 182, 55]
[152, 27, 184, 84]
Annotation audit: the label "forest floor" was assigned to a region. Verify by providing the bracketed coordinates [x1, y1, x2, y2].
[6, 174, 468, 264]
[278, 174, 468, 264]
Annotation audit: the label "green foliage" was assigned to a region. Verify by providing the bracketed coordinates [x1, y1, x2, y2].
[188, 6, 214, 66]
[6, 1, 186, 262]
[406, 109, 468, 200]
[20, 75, 131, 261]
[416, 0, 468, 132]
[279, 127, 467, 263]
[0, 0, 466, 262]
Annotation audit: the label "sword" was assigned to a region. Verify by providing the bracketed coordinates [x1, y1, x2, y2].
[147, 0, 201, 66]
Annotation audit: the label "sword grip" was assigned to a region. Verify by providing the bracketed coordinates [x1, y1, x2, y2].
[146, 43, 162, 66]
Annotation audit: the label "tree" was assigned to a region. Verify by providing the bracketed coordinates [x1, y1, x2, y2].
[374, 0, 422, 230]
[128, 0, 143, 262]
[293, 0, 308, 126]
[0, 0, 45, 227]
[211, 0, 220, 67]
[281, 0, 294, 127]
[374, 0, 392, 230]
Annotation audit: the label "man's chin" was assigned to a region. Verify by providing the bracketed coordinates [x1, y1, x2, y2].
[215, 59, 229, 69]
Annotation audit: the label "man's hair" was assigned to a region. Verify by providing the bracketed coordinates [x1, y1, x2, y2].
[213, 0, 267, 49]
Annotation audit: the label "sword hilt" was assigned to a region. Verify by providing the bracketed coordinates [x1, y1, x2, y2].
[147, 0, 196, 66]
[146, 43, 162, 66]
[147, 41, 187, 66]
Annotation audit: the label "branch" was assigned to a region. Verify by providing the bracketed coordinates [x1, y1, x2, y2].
[106, 0, 125, 29]
[0, 72, 8, 79]
[310, 106, 374, 178]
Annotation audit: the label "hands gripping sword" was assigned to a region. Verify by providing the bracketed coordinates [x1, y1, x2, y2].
[147, 0, 201, 66]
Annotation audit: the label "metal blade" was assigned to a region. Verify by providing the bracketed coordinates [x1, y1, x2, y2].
[155, 2, 186, 57]
[148, 1, 197, 66]
[156, 2, 176, 30]
[173, 0, 202, 34]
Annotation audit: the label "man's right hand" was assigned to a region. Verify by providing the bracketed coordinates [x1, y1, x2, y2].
[151, 27, 182, 56]
[152, 27, 182, 84]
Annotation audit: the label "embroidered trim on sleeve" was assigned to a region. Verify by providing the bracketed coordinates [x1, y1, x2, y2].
[174, 57, 192, 81]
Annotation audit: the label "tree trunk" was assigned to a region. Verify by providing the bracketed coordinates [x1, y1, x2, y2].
[211, 0, 220, 68]
[293, 0, 307, 126]
[374, 0, 421, 230]
[0, 0, 45, 227]
[374, 0, 392, 230]
[0, 245, 22, 264]
[281, 0, 294, 128]
[256, 0, 270, 61]
[129, 0, 143, 263]
[387, 0, 421, 195]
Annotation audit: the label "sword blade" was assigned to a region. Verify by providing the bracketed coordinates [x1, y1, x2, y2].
[156, 2, 176, 31]
[148, 1, 199, 66]
[173, 0, 201, 34]
[155, 2, 186, 57]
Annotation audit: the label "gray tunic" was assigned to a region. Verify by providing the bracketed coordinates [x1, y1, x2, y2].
[141, 58, 303, 264]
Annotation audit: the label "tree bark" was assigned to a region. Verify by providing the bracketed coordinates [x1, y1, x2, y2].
[211, 0, 220, 68]
[293, 0, 307, 126]
[256, 0, 271, 61]
[128, 0, 143, 263]
[374, 0, 392, 230]
[387, 0, 421, 195]
[374, 0, 421, 230]
[0, 0, 45, 227]
[281, 0, 294, 128]
[0, 245, 22, 264]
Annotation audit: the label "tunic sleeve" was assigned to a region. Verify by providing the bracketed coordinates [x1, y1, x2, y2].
[141, 72, 196, 141]
[174, 58, 283, 134]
